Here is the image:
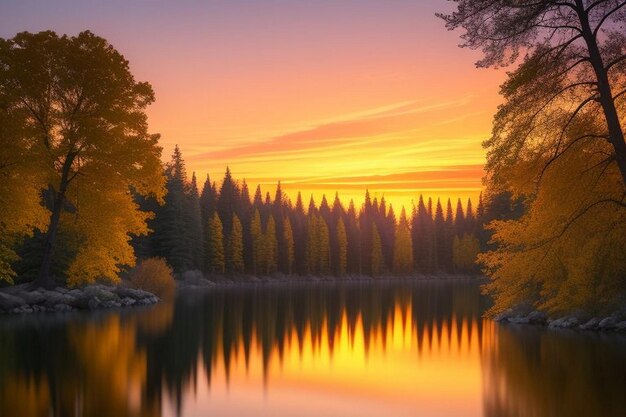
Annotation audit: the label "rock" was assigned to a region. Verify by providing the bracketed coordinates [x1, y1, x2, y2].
[102, 300, 121, 309]
[508, 316, 531, 324]
[43, 293, 76, 309]
[54, 304, 73, 313]
[54, 287, 68, 294]
[11, 305, 33, 314]
[83, 286, 118, 302]
[32, 305, 47, 313]
[527, 311, 547, 324]
[17, 290, 46, 305]
[138, 297, 157, 306]
[598, 317, 618, 330]
[120, 297, 136, 307]
[580, 318, 601, 330]
[88, 297, 102, 310]
[115, 287, 153, 300]
[548, 316, 578, 329]
[615, 321, 626, 332]
[67, 289, 83, 297]
[0, 292, 26, 311]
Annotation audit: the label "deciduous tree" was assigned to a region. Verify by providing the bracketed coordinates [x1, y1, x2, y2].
[0, 31, 165, 286]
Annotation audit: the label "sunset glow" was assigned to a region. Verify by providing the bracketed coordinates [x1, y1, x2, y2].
[0, 0, 505, 209]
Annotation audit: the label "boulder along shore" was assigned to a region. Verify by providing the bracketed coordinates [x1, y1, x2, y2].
[0, 284, 159, 315]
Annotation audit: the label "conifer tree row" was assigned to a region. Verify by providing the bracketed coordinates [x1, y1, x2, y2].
[133, 148, 486, 278]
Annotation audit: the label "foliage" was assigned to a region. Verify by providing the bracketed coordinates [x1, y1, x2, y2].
[206, 213, 225, 274]
[393, 208, 413, 274]
[130, 257, 175, 299]
[262, 215, 277, 274]
[480, 138, 626, 315]
[0, 30, 165, 286]
[371, 222, 383, 277]
[453, 234, 480, 274]
[442, 1, 626, 313]
[282, 216, 295, 275]
[251, 209, 263, 274]
[336, 218, 348, 276]
[227, 214, 244, 274]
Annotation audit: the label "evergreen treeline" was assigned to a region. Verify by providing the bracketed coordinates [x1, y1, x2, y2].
[135, 147, 488, 278]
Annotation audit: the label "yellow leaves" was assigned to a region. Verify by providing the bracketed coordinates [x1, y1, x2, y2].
[452, 234, 480, 273]
[481, 134, 626, 315]
[65, 181, 153, 286]
[130, 257, 175, 299]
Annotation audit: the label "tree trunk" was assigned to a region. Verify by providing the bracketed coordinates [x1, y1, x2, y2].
[37, 198, 63, 289]
[578, 2, 626, 188]
[36, 152, 75, 289]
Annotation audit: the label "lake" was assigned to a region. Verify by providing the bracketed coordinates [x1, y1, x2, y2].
[0, 279, 625, 417]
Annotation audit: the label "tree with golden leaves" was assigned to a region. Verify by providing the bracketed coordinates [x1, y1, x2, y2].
[442, 1, 626, 313]
[0, 31, 165, 287]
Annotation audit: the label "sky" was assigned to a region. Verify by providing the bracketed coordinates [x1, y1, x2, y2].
[0, 0, 505, 212]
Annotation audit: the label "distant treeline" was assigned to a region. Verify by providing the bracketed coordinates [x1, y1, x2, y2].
[132, 146, 522, 278]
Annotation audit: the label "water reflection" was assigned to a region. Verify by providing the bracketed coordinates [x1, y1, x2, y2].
[0, 280, 625, 417]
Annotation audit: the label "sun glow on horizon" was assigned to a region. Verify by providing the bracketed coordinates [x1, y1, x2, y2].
[0, 0, 506, 210]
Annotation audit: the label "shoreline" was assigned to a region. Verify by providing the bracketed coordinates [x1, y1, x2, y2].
[495, 308, 626, 334]
[0, 284, 159, 316]
[176, 273, 486, 290]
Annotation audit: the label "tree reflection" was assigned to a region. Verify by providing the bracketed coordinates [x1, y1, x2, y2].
[482, 325, 626, 417]
[2, 281, 624, 417]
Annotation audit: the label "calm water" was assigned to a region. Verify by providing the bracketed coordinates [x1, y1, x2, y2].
[0, 280, 625, 417]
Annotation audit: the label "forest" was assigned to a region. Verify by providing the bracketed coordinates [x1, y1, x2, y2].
[130, 146, 496, 280]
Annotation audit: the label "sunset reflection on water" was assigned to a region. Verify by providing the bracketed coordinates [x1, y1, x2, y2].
[0, 281, 625, 417]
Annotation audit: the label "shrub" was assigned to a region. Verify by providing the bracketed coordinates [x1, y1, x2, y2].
[130, 258, 175, 299]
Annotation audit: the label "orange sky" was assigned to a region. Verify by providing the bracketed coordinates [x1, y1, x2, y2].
[1, 0, 506, 211]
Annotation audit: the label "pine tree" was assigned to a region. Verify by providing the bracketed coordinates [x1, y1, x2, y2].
[151, 145, 192, 273]
[465, 198, 475, 236]
[317, 216, 330, 275]
[206, 213, 225, 274]
[240, 179, 254, 273]
[412, 195, 435, 273]
[306, 214, 319, 274]
[263, 215, 278, 274]
[360, 190, 373, 275]
[217, 167, 240, 237]
[371, 222, 383, 277]
[346, 200, 361, 275]
[434, 199, 446, 273]
[292, 192, 307, 275]
[186, 172, 204, 270]
[283, 216, 295, 275]
[383, 204, 396, 272]
[227, 213, 244, 275]
[251, 208, 263, 275]
[444, 198, 455, 272]
[393, 207, 413, 274]
[454, 198, 465, 236]
[199, 174, 218, 271]
[273, 182, 287, 273]
[336, 217, 348, 276]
